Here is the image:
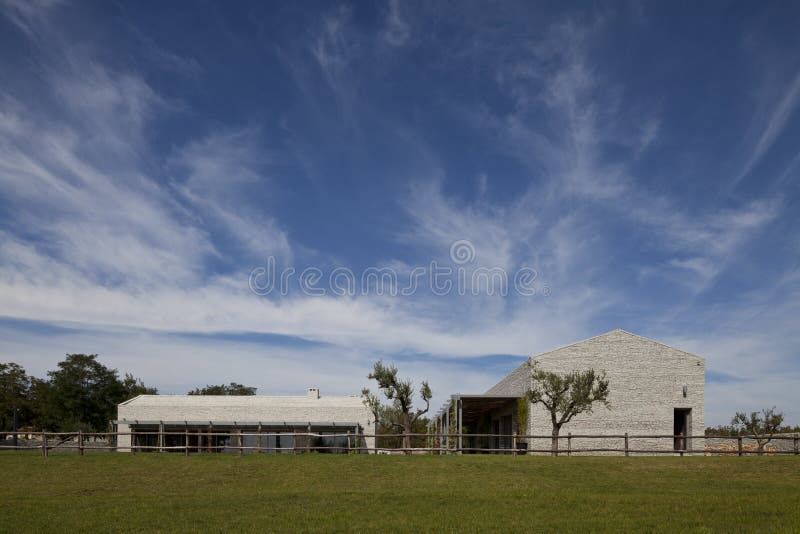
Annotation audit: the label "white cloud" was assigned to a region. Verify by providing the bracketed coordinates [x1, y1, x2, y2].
[382, 0, 410, 47]
[735, 69, 800, 186]
[0, 0, 62, 37]
[0, 5, 797, 427]
[169, 128, 292, 262]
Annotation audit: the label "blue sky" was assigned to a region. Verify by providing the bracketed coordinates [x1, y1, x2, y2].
[1, 1, 799, 425]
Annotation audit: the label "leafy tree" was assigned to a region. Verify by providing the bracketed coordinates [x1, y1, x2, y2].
[0, 362, 32, 431]
[731, 407, 784, 454]
[28, 377, 59, 431]
[44, 354, 125, 431]
[361, 390, 430, 449]
[363, 361, 432, 453]
[526, 362, 610, 455]
[187, 383, 257, 395]
[2, 356, 155, 432]
[121, 373, 158, 397]
[34, 354, 156, 432]
[361, 387, 384, 447]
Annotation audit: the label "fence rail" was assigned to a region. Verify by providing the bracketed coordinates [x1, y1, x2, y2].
[1, 431, 798, 457]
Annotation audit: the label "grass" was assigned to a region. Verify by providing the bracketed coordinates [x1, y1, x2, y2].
[1, 453, 799, 532]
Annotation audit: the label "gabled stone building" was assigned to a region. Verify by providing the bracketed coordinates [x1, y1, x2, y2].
[436, 329, 705, 453]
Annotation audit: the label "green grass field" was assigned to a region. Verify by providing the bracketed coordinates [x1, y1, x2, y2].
[1, 454, 799, 532]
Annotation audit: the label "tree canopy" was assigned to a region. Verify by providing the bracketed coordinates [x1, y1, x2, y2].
[526, 362, 610, 455]
[187, 383, 257, 395]
[731, 407, 784, 453]
[363, 361, 432, 452]
[0, 362, 33, 430]
[1, 356, 156, 432]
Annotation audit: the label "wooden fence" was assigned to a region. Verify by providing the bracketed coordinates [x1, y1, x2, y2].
[1, 431, 799, 456]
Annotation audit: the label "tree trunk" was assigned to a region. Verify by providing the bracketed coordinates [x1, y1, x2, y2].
[403, 413, 412, 456]
[551, 427, 560, 457]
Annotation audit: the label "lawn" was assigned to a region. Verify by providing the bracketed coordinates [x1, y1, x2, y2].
[1, 453, 799, 532]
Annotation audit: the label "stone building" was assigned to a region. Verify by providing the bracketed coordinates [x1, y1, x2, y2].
[434, 329, 705, 454]
[115, 388, 374, 453]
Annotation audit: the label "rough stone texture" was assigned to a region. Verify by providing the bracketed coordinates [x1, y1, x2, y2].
[486, 329, 705, 454]
[705, 435, 800, 454]
[116, 392, 374, 452]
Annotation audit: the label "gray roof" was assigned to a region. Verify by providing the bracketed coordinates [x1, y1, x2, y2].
[119, 394, 366, 408]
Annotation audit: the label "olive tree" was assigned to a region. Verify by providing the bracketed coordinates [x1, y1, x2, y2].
[731, 407, 784, 454]
[526, 362, 610, 455]
[362, 361, 432, 453]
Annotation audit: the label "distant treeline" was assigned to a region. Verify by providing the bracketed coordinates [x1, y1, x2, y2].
[1, 355, 257, 433]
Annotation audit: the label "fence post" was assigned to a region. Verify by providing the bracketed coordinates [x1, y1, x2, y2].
[79, 430, 84, 456]
[624, 433, 629, 457]
[737, 436, 743, 457]
[347, 431, 351, 454]
[185, 428, 189, 456]
[794, 434, 798, 456]
[41, 431, 47, 457]
[293, 430, 297, 454]
[512, 432, 517, 457]
[567, 432, 572, 457]
[158, 422, 164, 453]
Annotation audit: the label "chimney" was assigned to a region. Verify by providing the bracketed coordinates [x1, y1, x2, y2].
[307, 387, 320, 399]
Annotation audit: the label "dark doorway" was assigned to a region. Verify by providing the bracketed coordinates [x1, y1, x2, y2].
[501, 415, 513, 451]
[674, 408, 691, 451]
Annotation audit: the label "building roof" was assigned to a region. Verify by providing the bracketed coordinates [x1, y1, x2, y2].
[119, 394, 366, 408]
[530, 329, 705, 362]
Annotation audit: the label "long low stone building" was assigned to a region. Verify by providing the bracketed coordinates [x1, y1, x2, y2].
[115, 388, 374, 453]
[434, 329, 705, 454]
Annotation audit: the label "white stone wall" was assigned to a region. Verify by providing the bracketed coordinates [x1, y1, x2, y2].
[487, 330, 705, 454]
[116, 394, 374, 452]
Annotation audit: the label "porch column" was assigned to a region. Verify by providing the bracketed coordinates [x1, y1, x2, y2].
[457, 396, 463, 453]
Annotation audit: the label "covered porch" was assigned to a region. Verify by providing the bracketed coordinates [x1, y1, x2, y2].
[432, 394, 524, 453]
[113, 420, 365, 453]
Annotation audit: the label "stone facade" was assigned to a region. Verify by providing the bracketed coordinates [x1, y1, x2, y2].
[486, 329, 705, 454]
[116, 389, 374, 452]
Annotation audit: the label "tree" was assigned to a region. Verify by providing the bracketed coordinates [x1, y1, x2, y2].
[28, 377, 59, 432]
[121, 373, 158, 397]
[363, 361, 432, 453]
[525, 363, 610, 455]
[0, 362, 32, 432]
[361, 387, 384, 446]
[44, 354, 127, 431]
[187, 383, 257, 395]
[37, 354, 156, 432]
[731, 407, 784, 454]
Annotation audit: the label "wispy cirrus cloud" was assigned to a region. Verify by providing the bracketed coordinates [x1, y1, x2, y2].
[468, 13, 783, 295]
[169, 128, 292, 263]
[1, 2, 798, 425]
[382, 0, 410, 47]
[0, 0, 62, 37]
[734, 69, 800, 187]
